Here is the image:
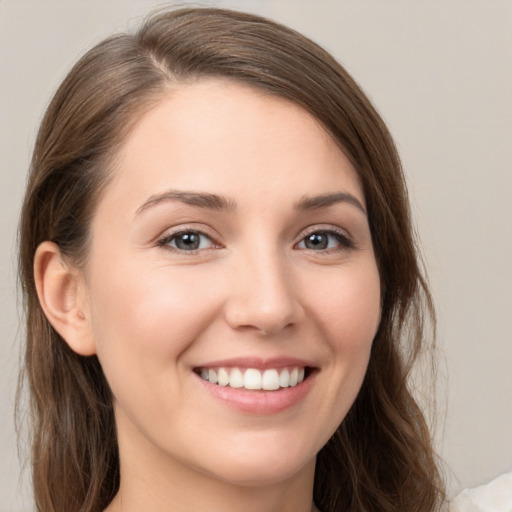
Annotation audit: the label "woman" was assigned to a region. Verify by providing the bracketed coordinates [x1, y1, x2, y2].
[18, 7, 446, 512]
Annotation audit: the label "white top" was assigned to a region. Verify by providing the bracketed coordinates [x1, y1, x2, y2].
[450, 471, 512, 512]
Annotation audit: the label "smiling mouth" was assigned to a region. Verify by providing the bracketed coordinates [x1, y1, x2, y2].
[194, 366, 312, 391]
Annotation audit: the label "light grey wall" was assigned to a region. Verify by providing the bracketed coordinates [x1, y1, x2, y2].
[1, 1, 511, 510]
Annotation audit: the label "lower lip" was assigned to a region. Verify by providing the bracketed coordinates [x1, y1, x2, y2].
[194, 371, 316, 415]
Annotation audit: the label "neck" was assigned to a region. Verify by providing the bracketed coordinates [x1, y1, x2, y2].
[107, 465, 318, 512]
[108, 480, 318, 512]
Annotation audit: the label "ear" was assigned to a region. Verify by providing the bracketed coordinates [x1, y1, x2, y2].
[34, 241, 96, 356]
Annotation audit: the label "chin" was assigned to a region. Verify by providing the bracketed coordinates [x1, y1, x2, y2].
[192, 436, 318, 488]
[205, 457, 315, 488]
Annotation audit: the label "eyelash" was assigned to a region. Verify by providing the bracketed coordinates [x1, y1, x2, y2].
[156, 226, 354, 254]
[157, 227, 219, 254]
[296, 227, 354, 253]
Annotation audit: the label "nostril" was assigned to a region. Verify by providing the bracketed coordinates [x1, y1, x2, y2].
[225, 303, 304, 336]
[223, 267, 305, 335]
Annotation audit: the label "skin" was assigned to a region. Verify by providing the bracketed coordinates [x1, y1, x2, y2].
[36, 79, 381, 512]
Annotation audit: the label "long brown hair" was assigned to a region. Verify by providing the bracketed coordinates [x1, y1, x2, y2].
[18, 7, 445, 512]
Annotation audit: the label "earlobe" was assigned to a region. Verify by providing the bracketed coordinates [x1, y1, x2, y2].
[34, 241, 96, 356]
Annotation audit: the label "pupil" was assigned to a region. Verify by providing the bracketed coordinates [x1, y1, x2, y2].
[306, 233, 328, 250]
[176, 233, 199, 250]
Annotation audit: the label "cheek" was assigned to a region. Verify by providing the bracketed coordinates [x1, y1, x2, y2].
[307, 261, 381, 352]
[87, 259, 222, 370]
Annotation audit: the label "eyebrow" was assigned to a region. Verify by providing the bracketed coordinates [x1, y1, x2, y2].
[135, 189, 366, 217]
[295, 192, 367, 215]
[135, 190, 236, 216]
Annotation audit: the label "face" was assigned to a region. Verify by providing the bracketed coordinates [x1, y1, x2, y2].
[81, 80, 381, 488]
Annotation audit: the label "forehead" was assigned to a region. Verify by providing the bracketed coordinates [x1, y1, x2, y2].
[103, 79, 364, 212]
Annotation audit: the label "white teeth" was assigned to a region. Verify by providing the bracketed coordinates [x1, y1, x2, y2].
[208, 368, 218, 384]
[218, 367, 229, 386]
[244, 368, 262, 389]
[198, 366, 307, 390]
[262, 369, 280, 390]
[229, 368, 244, 388]
[279, 368, 290, 388]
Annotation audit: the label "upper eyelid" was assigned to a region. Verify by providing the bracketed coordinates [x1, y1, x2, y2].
[157, 224, 220, 242]
[297, 224, 352, 240]
[159, 230, 214, 243]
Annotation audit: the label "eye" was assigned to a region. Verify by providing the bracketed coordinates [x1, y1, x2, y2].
[296, 230, 352, 251]
[158, 230, 216, 252]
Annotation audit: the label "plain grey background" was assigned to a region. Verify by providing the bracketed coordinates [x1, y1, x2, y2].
[1, 1, 511, 510]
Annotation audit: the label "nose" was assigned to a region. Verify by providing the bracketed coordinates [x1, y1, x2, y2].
[224, 248, 305, 336]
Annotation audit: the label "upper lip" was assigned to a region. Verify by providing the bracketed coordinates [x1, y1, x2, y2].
[193, 356, 316, 370]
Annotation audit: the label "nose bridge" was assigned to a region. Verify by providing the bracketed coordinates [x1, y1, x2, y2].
[225, 239, 303, 335]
